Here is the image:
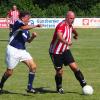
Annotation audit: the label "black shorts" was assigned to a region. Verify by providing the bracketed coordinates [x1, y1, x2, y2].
[49, 50, 75, 69]
[9, 24, 14, 37]
[9, 24, 14, 29]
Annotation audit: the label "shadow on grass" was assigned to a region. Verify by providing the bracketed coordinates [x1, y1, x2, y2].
[35, 87, 57, 94]
[35, 87, 82, 95]
[0, 87, 57, 96]
[0, 87, 82, 96]
[0, 90, 34, 97]
[0, 39, 9, 42]
[66, 91, 82, 95]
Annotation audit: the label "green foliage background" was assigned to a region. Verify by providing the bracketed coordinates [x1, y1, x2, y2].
[0, 0, 100, 17]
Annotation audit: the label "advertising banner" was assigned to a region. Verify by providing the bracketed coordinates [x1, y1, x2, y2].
[0, 18, 8, 28]
[0, 18, 100, 28]
[73, 18, 100, 28]
[29, 18, 64, 28]
[29, 18, 100, 28]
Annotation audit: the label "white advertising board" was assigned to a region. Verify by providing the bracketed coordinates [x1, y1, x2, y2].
[29, 18, 100, 28]
[73, 18, 100, 28]
[0, 18, 100, 28]
[29, 18, 64, 28]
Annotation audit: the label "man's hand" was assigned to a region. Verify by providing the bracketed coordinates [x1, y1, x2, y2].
[35, 24, 42, 27]
[67, 41, 72, 46]
[72, 28, 78, 40]
[31, 32, 37, 38]
[73, 35, 78, 39]
[28, 32, 37, 43]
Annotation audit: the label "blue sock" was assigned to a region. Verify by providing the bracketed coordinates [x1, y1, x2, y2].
[27, 72, 35, 90]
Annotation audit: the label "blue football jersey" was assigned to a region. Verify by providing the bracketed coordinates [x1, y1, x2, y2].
[9, 30, 30, 49]
[10, 20, 25, 36]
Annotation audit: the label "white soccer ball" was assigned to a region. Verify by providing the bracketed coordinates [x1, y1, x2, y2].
[82, 85, 94, 95]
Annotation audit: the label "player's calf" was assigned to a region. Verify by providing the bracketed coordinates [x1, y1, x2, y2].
[55, 68, 64, 94]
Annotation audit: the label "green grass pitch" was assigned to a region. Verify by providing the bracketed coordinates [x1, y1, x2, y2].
[0, 28, 100, 100]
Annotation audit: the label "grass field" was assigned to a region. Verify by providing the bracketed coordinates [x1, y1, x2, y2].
[0, 28, 100, 100]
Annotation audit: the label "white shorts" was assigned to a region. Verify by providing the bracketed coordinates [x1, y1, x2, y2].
[6, 45, 32, 69]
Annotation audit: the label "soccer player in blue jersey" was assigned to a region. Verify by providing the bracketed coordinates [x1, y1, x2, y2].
[0, 12, 41, 93]
[9, 11, 41, 37]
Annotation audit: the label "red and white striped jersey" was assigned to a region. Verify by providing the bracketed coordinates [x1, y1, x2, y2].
[49, 20, 73, 54]
[8, 10, 19, 24]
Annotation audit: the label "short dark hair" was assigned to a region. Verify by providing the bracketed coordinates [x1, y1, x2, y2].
[19, 11, 30, 19]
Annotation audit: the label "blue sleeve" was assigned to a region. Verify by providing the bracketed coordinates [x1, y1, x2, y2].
[13, 20, 25, 32]
[15, 21, 24, 28]
[22, 30, 30, 42]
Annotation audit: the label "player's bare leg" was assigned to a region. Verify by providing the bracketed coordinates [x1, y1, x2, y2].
[23, 59, 37, 93]
[69, 62, 87, 87]
[55, 67, 64, 94]
[0, 69, 13, 92]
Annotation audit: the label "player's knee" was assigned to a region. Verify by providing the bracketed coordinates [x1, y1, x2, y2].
[5, 69, 13, 76]
[56, 68, 63, 76]
[30, 63, 37, 72]
[32, 63, 37, 69]
[69, 62, 78, 72]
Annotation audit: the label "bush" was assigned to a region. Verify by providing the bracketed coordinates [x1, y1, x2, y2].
[90, 3, 100, 17]
[45, 4, 69, 17]
[0, 0, 100, 17]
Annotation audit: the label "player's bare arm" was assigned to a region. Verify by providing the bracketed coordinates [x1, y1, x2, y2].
[57, 32, 72, 45]
[20, 24, 42, 30]
[27, 32, 37, 43]
[72, 28, 78, 39]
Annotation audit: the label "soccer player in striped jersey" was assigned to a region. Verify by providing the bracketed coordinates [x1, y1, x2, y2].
[49, 11, 87, 94]
[6, 5, 20, 36]
[0, 12, 41, 94]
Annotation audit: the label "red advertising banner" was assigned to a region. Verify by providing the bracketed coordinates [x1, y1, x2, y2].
[0, 18, 8, 28]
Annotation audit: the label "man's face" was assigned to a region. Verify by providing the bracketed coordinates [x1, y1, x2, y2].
[13, 5, 17, 10]
[65, 13, 75, 25]
[22, 15, 30, 25]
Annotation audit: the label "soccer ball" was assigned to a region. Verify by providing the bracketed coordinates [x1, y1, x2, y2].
[82, 85, 94, 95]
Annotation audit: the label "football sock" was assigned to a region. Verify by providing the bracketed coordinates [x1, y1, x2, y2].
[27, 72, 35, 90]
[55, 74, 62, 90]
[74, 70, 87, 87]
[0, 74, 9, 89]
